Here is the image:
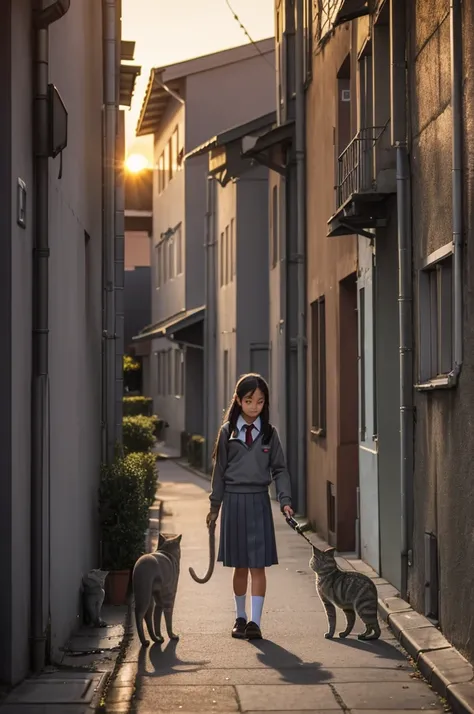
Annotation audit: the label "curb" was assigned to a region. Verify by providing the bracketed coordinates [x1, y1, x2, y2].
[378, 596, 474, 713]
[176, 458, 211, 482]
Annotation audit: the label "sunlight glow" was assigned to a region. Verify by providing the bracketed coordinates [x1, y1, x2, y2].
[125, 153, 149, 173]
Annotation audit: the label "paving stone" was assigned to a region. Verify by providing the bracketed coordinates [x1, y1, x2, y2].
[418, 648, 473, 697]
[376, 583, 400, 600]
[379, 597, 413, 621]
[448, 681, 474, 714]
[135, 684, 239, 710]
[388, 610, 436, 638]
[332, 681, 443, 710]
[67, 635, 122, 652]
[236, 684, 341, 711]
[5, 673, 104, 705]
[400, 626, 451, 659]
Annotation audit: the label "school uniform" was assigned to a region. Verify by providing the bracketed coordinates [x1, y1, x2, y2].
[209, 416, 292, 569]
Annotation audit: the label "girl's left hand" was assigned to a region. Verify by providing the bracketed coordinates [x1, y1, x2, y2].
[283, 505, 294, 517]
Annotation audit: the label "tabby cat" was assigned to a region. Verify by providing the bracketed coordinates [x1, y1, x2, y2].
[310, 545, 381, 640]
[132, 532, 182, 647]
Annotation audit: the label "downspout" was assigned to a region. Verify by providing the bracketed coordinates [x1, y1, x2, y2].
[450, 0, 463, 379]
[104, 0, 118, 463]
[390, 0, 413, 599]
[204, 176, 217, 471]
[295, 0, 307, 515]
[31, 0, 71, 673]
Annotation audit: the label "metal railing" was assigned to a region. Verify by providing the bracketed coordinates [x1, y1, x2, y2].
[336, 126, 386, 209]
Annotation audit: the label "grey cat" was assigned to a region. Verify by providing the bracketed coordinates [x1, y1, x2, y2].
[310, 545, 381, 640]
[82, 569, 108, 627]
[132, 532, 182, 648]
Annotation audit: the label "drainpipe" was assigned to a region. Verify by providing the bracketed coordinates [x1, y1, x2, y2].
[295, 0, 307, 515]
[31, 0, 70, 673]
[390, 0, 413, 599]
[204, 176, 217, 471]
[104, 0, 118, 463]
[450, 0, 463, 380]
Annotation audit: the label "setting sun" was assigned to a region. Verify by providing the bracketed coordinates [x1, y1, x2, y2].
[125, 153, 149, 173]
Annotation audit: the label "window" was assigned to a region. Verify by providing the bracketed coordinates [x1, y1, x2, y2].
[164, 143, 170, 190]
[271, 185, 278, 268]
[158, 154, 164, 194]
[225, 225, 230, 285]
[220, 232, 225, 287]
[176, 223, 183, 275]
[168, 236, 175, 280]
[418, 246, 453, 386]
[171, 126, 179, 177]
[174, 349, 184, 396]
[230, 218, 236, 278]
[311, 296, 326, 435]
[155, 243, 161, 288]
[223, 350, 229, 410]
[157, 351, 165, 395]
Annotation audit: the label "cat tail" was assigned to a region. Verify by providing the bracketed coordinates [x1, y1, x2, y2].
[189, 519, 216, 584]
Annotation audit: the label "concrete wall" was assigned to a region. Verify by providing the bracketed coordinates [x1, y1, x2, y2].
[305, 22, 358, 549]
[0, 0, 104, 683]
[47, 0, 103, 660]
[408, 0, 474, 661]
[125, 230, 150, 269]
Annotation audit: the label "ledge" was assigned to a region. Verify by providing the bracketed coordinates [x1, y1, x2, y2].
[379, 594, 474, 714]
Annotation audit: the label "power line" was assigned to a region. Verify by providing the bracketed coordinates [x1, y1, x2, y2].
[224, 0, 275, 69]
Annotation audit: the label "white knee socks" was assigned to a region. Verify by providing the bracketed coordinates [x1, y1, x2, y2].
[251, 596, 265, 627]
[234, 594, 247, 620]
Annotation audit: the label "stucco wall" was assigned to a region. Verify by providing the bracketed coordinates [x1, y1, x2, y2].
[305, 22, 358, 548]
[409, 0, 474, 662]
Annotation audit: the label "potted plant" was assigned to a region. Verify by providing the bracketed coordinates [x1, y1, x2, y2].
[99, 456, 149, 605]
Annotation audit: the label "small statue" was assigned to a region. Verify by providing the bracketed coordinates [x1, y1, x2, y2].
[81, 569, 109, 627]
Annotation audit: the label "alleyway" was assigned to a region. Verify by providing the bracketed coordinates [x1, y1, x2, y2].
[106, 462, 445, 713]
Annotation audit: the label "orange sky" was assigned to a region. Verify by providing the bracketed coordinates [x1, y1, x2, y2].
[122, 0, 275, 162]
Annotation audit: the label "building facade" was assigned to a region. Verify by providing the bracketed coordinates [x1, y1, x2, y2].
[0, 0, 128, 686]
[133, 40, 276, 449]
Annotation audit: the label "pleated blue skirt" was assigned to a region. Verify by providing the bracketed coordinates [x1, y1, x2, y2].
[217, 490, 278, 568]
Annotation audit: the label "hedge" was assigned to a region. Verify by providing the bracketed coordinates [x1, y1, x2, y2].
[124, 451, 158, 506]
[188, 434, 205, 469]
[99, 455, 150, 571]
[122, 415, 156, 454]
[123, 396, 152, 417]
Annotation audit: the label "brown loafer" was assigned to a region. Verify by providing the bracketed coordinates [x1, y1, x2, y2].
[232, 617, 247, 639]
[245, 621, 262, 640]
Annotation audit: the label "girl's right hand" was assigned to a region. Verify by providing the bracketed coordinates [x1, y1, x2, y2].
[206, 511, 218, 527]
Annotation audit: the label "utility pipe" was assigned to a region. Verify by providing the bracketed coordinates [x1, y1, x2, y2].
[294, 0, 307, 515]
[204, 176, 218, 471]
[31, 0, 70, 673]
[390, 0, 413, 599]
[450, 0, 463, 378]
[104, 0, 118, 463]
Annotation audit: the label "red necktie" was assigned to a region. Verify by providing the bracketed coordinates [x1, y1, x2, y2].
[244, 424, 254, 446]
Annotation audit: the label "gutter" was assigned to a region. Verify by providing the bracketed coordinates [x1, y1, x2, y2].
[294, 0, 307, 515]
[31, 0, 71, 673]
[104, 0, 118, 463]
[389, 0, 413, 600]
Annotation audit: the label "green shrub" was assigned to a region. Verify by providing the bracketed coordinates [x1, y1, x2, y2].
[123, 396, 152, 417]
[99, 456, 149, 571]
[122, 415, 156, 454]
[124, 451, 158, 506]
[188, 434, 205, 469]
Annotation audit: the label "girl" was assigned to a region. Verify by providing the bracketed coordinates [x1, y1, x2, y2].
[206, 373, 294, 640]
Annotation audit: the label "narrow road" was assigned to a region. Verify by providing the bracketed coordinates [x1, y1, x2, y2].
[107, 461, 445, 713]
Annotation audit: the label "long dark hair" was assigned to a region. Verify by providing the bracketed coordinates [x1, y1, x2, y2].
[211, 373, 272, 460]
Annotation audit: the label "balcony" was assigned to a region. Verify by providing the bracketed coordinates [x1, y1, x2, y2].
[327, 126, 395, 238]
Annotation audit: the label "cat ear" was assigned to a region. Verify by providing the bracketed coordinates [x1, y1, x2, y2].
[312, 545, 319, 555]
[324, 547, 336, 557]
[158, 533, 166, 548]
[171, 534, 182, 544]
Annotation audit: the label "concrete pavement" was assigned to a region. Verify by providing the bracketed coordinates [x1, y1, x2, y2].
[105, 461, 446, 713]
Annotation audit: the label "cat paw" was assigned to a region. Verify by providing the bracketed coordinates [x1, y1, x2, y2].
[151, 635, 164, 644]
[324, 632, 334, 639]
[169, 633, 180, 640]
[338, 631, 349, 638]
[357, 634, 367, 641]
[140, 639, 150, 648]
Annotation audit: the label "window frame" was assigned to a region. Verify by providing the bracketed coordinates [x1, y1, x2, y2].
[310, 296, 327, 437]
[416, 243, 455, 390]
